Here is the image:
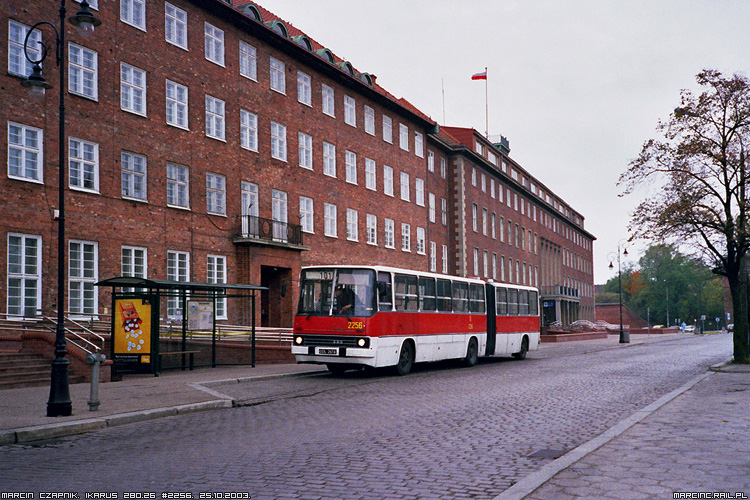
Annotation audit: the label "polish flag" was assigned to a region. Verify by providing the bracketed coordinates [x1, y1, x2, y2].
[471, 70, 487, 80]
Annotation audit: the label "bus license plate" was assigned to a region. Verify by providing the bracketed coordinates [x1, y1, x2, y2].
[317, 347, 338, 355]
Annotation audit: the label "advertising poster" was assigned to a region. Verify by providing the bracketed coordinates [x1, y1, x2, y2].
[113, 298, 152, 364]
[188, 301, 214, 331]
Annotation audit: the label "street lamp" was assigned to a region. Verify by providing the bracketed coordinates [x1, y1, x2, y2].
[608, 239, 630, 343]
[21, 0, 101, 417]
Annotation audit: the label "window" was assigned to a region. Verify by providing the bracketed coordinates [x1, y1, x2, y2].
[365, 158, 376, 191]
[165, 2, 187, 49]
[428, 193, 436, 223]
[205, 95, 225, 140]
[121, 0, 146, 30]
[401, 223, 411, 252]
[472, 204, 478, 232]
[430, 242, 437, 272]
[491, 213, 497, 239]
[419, 277, 436, 311]
[297, 71, 311, 105]
[428, 151, 435, 172]
[271, 122, 287, 161]
[481, 174, 486, 193]
[482, 208, 488, 235]
[442, 245, 448, 274]
[69, 240, 98, 315]
[8, 122, 43, 183]
[345, 150, 357, 184]
[167, 250, 189, 319]
[400, 172, 410, 201]
[166, 80, 188, 129]
[120, 63, 146, 115]
[324, 203, 337, 237]
[452, 281, 469, 313]
[166, 162, 189, 208]
[415, 178, 425, 206]
[440, 157, 447, 179]
[416, 227, 426, 255]
[383, 115, 393, 143]
[206, 172, 226, 215]
[9, 21, 41, 77]
[384, 165, 394, 196]
[472, 168, 477, 187]
[323, 142, 336, 177]
[394, 274, 418, 311]
[241, 181, 259, 237]
[346, 209, 358, 241]
[384, 219, 395, 248]
[68, 44, 97, 100]
[240, 109, 258, 151]
[344, 95, 356, 126]
[441, 198, 448, 226]
[436, 278, 451, 311]
[121, 151, 146, 200]
[121, 246, 147, 283]
[364, 106, 375, 135]
[207, 255, 227, 319]
[272, 189, 288, 242]
[270, 57, 285, 93]
[473, 248, 479, 276]
[69, 137, 98, 192]
[322, 84, 335, 116]
[399, 124, 409, 151]
[415, 132, 424, 158]
[204, 22, 224, 66]
[378, 272, 393, 311]
[299, 196, 314, 233]
[239, 41, 257, 80]
[366, 214, 377, 245]
[7, 234, 41, 317]
[299, 132, 312, 169]
[483, 250, 489, 277]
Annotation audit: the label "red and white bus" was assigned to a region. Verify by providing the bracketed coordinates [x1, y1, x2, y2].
[292, 265, 540, 375]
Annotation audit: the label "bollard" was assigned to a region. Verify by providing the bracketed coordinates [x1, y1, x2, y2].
[86, 352, 107, 411]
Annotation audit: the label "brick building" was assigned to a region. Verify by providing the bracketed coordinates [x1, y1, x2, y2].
[2, 0, 594, 329]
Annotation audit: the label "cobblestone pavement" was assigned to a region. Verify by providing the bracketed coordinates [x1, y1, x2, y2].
[1, 334, 732, 499]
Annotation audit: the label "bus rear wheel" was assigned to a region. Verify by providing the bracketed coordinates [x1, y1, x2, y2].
[512, 336, 529, 360]
[395, 341, 415, 376]
[464, 337, 479, 367]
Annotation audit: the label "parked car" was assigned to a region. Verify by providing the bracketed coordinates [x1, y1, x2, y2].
[685, 325, 696, 333]
[728, 323, 734, 332]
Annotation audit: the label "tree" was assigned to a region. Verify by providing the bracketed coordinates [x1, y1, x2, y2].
[620, 69, 750, 363]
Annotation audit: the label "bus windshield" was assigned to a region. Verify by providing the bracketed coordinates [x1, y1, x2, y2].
[297, 268, 376, 317]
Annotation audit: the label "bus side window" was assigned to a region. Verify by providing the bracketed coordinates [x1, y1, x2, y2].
[378, 272, 392, 311]
[508, 288, 519, 315]
[452, 281, 469, 312]
[519, 289, 529, 315]
[529, 291, 539, 316]
[395, 274, 418, 311]
[419, 277, 436, 311]
[469, 284, 485, 313]
[496, 287, 507, 315]
[437, 279, 452, 312]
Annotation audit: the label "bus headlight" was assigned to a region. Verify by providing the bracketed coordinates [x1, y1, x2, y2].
[294, 336, 304, 345]
[357, 338, 367, 347]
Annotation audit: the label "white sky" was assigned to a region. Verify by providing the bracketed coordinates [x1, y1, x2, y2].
[265, 0, 750, 284]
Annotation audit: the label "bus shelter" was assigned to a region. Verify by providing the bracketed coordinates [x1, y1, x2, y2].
[96, 277, 266, 377]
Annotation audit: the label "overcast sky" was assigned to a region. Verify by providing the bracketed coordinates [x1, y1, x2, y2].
[265, 0, 750, 284]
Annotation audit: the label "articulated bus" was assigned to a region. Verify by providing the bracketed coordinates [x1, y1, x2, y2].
[292, 265, 540, 375]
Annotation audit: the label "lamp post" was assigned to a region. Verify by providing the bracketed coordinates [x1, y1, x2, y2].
[21, 0, 101, 417]
[608, 239, 630, 343]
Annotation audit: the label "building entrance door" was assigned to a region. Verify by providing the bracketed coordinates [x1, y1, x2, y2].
[260, 266, 293, 327]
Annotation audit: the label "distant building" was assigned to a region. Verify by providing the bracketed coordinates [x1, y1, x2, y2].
[1, 0, 594, 328]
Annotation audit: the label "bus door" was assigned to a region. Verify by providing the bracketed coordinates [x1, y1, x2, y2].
[493, 286, 509, 355]
[485, 283, 497, 356]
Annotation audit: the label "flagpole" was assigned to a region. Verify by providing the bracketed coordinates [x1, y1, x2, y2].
[484, 67, 488, 138]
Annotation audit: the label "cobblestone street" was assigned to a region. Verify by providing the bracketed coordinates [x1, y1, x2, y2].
[1, 334, 733, 499]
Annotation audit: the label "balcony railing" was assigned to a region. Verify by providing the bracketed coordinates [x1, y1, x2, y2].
[541, 285, 579, 299]
[237, 215, 303, 246]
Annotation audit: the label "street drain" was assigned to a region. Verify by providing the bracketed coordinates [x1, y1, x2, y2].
[528, 448, 570, 459]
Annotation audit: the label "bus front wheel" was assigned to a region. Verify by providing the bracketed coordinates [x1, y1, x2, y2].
[395, 341, 415, 376]
[513, 336, 529, 360]
[464, 337, 479, 367]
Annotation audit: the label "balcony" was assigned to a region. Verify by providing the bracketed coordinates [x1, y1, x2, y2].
[233, 215, 305, 249]
[541, 285, 579, 300]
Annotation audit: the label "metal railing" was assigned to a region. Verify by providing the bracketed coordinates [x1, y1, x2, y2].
[41, 313, 106, 355]
[237, 215, 303, 246]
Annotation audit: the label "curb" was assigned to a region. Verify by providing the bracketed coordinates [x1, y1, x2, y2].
[491, 363, 726, 500]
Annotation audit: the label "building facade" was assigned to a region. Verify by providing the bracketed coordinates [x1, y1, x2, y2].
[2, 0, 593, 329]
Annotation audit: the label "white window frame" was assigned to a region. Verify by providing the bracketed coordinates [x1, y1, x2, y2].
[239, 40, 257, 80]
[344, 95, 356, 127]
[400, 172, 410, 202]
[120, 62, 147, 116]
[399, 124, 409, 151]
[68, 240, 98, 316]
[322, 84, 335, 117]
[68, 43, 98, 100]
[324, 203, 337, 237]
[166, 162, 189, 209]
[207, 255, 227, 319]
[383, 115, 393, 143]
[120, 0, 146, 31]
[415, 178, 425, 207]
[364, 106, 375, 135]
[415, 132, 424, 158]
[297, 71, 311, 106]
[270, 57, 285, 94]
[323, 142, 336, 177]
[384, 165, 394, 197]
[7, 233, 42, 318]
[442, 245, 448, 274]
[272, 189, 288, 242]
[384, 219, 395, 249]
[299, 196, 314, 234]
[8, 122, 43, 183]
[121, 150, 147, 201]
[366, 214, 377, 245]
[165, 2, 188, 50]
[205, 95, 225, 141]
[428, 151, 435, 172]
[166, 79, 188, 130]
[8, 21, 41, 77]
[298, 132, 313, 170]
[121, 245, 147, 282]
[206, 172, 226, 215]
[416, 227, 426, 255]
[430, 242, 437, 272]
[401, 223, 411, 252]
[69, 137, 99, 193]
[346, 209, 358, 241]
[365, 158, 376, 191]
[204, 22, 225, 66]
[167, 250, 190, 320]
[428, 193, 436, 223]
[271, 121, 287, 161]
[240, 109, 258, 151]
[345, 150, 357, 185]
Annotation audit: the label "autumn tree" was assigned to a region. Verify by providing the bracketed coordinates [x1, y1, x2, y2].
[620, 69, 750, 363]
